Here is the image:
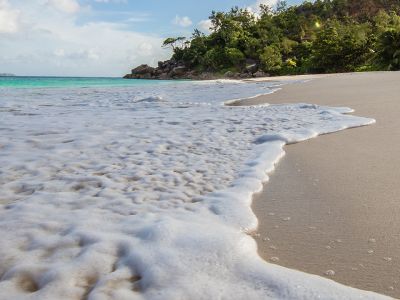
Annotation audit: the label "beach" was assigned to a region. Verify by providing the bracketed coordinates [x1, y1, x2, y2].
[246, 71, 400, 298]
[1, 76, 390, 299]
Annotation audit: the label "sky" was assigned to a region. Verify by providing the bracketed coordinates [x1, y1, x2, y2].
[0, 0, 302, 77]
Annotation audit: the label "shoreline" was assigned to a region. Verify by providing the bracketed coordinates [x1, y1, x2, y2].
[245, 71, 400, 298]
[0, 72, 395, 299]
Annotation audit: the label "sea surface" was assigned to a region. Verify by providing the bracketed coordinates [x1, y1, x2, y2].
[0, 76, 173, 89]
[0, 77, 382, 299]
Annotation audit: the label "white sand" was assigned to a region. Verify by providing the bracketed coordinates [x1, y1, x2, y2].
[251, 71, 400, 298]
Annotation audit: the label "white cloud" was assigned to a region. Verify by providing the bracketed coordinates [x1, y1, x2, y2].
[197, 19, 212, 34]
[46, 0, 80, 14]
[0, 0, 20, 33]
[94, 0, 127, 3]
[0, 1, 170, 76]
[173, 15, 192, 28]
[54, 48, 66, 57]
[61, 48, 101, 60]
[248, 0, 278, 14]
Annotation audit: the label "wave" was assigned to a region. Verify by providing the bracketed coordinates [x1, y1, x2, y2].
[134, 96, 164, 103]
[0, 80, 384, 299]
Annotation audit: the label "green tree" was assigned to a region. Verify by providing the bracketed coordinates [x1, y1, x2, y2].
[312, 23, 342, 72]
[225, 48, 246, 67]
[162, 37, 186, 51]
[154, 0, 400, 76]
[312, 21, 372, 72]
[375, 29, 400, 70]
[260, 45, 283, 73]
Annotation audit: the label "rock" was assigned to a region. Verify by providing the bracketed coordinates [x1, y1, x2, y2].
[186, 74, 196, 80]
[153, 68, 163, 76]
[170, 66, 188, 77]
[246, 58, 257, 65]
[199, 72, 215, 80]
[245, 63, 258, 74]
[158, 72, 170, 80]
[185, 71, 199, 79]
[131, 64, 155, 75]
[224, 71, 235, 78]
[126, 59, 256, 80]
[232, 73, 241, 79]
[253, 71, 269, 78]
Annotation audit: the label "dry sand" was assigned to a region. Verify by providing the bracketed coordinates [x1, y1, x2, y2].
[246, 71, 400, 298]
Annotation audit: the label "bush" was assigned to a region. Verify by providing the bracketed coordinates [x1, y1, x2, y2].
[375, 29, 400, 70]
[203, 48, 226, 70]
[225, 48, 246, 67]
[157, 1, 400, 75]
[312, 21, 372, 72]
[259, 45, 283, 73]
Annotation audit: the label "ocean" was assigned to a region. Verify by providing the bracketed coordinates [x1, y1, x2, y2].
[0, 76, 167, 89]
[0, 77, 379, 299]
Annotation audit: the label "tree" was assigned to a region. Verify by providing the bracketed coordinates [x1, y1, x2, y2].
[155, 0, 400, 76]
[276, 0, 288, 13]
[225, 48, 246, 67]
[260, 45, 283, 73]
[311, 23, 342, 72]
[311, 21, 372, 72]
[162, 37, 186, 51]
[375, 29, 400, 70]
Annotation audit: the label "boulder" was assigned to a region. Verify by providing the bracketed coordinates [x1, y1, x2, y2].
[224, 71, 235, 78]
[245, 63, 258, 74]
[170, 66, 188, 77]
[245, 58, 257, 65]
[253, 71, 269, 78]
[198, 72, 215, 80]
[239, 73, 251, 78]
[131, 64, 155, 75]
[158, 72, 170, 80]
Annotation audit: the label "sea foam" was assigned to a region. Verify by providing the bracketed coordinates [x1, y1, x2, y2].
[0, 80, 385, 299]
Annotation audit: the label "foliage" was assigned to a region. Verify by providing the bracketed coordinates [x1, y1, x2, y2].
[161, 0, 400, 75]
[311, 21, 372, 72]
[162, 37, 186, 51]
[260, 45, 282, 73]
[225, 48, 246, 67]
[376, 29, 400, 70]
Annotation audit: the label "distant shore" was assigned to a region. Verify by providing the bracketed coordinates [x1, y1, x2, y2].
[245, 71, 400, 298]
[0, 73, 16, 77]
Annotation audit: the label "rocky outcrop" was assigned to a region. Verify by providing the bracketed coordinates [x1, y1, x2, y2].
[245, 63, 258, 74]
[123, 64, 156, 79]
[123, 59, 269, 80]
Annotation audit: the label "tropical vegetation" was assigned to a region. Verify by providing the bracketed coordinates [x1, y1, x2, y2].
[163, 0, 400, 76]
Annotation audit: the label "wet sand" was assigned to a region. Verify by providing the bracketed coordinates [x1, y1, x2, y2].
[248, 72, 400, 298]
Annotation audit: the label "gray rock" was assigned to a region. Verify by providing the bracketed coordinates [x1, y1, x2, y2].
[131, 64, 155, 75]
[199, 72, 215, 80]
[253, 71, 269, 78]
[245, 63, 258, 74]
[158, 73, 170, 80]
[224, 71, 235, 78]
[245, 58, 257, 65]
[171, 66, 188, 76]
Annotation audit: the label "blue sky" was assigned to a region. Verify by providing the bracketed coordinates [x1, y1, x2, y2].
[78, 0, 265, 35]
[0, 0, 302, 76]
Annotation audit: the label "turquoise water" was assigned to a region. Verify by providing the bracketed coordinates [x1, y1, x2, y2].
[0, 76, 176, 89]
